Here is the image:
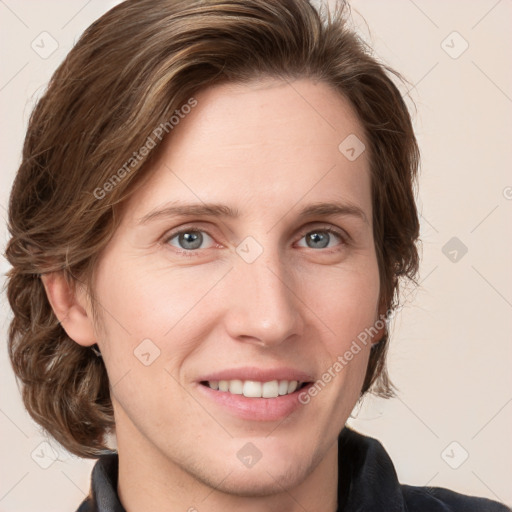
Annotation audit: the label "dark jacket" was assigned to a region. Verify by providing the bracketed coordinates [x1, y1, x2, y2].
[76, 427, 510, 511]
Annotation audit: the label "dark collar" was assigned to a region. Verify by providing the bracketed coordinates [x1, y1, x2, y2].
[76, 427, 509, 512]
[337, 427, 405, 511]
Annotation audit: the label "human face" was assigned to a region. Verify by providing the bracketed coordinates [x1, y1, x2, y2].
[92, 77, 381, 497]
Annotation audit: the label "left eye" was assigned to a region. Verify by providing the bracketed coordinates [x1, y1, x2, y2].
[166, 230, 215, 251]
[296, 229, 344, 249]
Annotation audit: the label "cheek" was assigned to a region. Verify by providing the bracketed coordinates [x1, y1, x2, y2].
[93, 243, 380, 365]
[305, 256, 381, 342]
[299, 256, 380, 409]
[296, 263, 379, 427]
[91, 255, 229, 371]
[91, 260, 218, 432]
[93, 238, 380, 395]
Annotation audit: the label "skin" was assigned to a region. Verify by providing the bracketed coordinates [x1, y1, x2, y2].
[43, 77, 385, 511]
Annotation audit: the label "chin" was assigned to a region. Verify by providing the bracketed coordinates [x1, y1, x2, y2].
[188, 440, 319, 498]
[206, 458, 313, 498]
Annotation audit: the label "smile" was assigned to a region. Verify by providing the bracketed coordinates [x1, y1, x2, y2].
[201, 379, 309, 398]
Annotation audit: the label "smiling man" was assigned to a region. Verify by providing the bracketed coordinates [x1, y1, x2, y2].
[5, 1, 510, 511]
[61, 77, 381, 510]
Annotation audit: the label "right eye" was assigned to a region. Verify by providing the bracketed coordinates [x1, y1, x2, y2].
[164, 228, 217, 256]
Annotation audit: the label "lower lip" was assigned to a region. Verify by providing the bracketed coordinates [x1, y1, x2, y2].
[196, 383, 312, 421]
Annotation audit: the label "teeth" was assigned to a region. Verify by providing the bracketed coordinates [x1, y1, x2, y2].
[229, 379, 243, 394]
[207, 379, 300, 398]
[262, 380, 279, 398]
[243, 380, 261, 397]
[278, 380, 289, 395]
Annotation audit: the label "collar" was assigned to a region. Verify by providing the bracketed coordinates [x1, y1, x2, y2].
[76, 426, 509, 512]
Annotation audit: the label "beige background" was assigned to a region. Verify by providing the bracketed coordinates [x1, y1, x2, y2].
[1, 1, 511, 510]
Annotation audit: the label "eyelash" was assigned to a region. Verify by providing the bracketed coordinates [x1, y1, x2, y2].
[162, 225, 349, 258]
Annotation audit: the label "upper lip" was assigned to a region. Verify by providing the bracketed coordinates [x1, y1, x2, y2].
[198, 366, 315, 383]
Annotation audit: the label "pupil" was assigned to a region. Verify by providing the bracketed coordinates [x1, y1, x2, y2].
[180, 231, 202, 250]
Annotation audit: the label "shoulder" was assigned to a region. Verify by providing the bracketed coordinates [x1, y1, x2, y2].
[401, 484, 511, 511]
[338, 427, 510, 512]
[75, 497, 93, 512]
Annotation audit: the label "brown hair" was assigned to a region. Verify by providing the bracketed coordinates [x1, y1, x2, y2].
[5, 0, 420, 458]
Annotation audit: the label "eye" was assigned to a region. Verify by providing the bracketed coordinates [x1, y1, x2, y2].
[296, 227, 346, 250]
[163, 225, 347, 257]
[165, 229, 215, 253]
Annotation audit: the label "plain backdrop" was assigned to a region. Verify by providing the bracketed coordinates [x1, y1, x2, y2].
[1, 1, 511, 511]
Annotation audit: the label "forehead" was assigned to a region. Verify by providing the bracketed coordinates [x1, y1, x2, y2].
[122, 77, 371, 225]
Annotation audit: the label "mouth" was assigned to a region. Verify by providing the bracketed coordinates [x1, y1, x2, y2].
[200, 379, 311, 398]
[196, 368, 315, 421]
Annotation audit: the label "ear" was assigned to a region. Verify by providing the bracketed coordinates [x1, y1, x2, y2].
[41, 272, 96, 347]
[371, 302, 388, 346]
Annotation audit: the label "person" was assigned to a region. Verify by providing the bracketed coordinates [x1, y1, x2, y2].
[4, 0, 509, 511]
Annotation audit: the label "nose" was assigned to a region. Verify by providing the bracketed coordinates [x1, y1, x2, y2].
[223, 250, 303, 348]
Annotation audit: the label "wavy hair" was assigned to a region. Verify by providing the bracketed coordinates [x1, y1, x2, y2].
[5, 0, 420, 458]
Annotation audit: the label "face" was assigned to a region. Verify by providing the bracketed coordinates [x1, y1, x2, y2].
[91, 78, 381, 495]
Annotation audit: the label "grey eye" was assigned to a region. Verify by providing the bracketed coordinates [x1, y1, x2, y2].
[299, 230, 342, 249]
[179, 231, 203, 250]
[306, 231, 329, 248]
[168, 230, 214, 251]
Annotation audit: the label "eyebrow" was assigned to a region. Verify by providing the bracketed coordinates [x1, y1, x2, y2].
[137, 200, 368, 225]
